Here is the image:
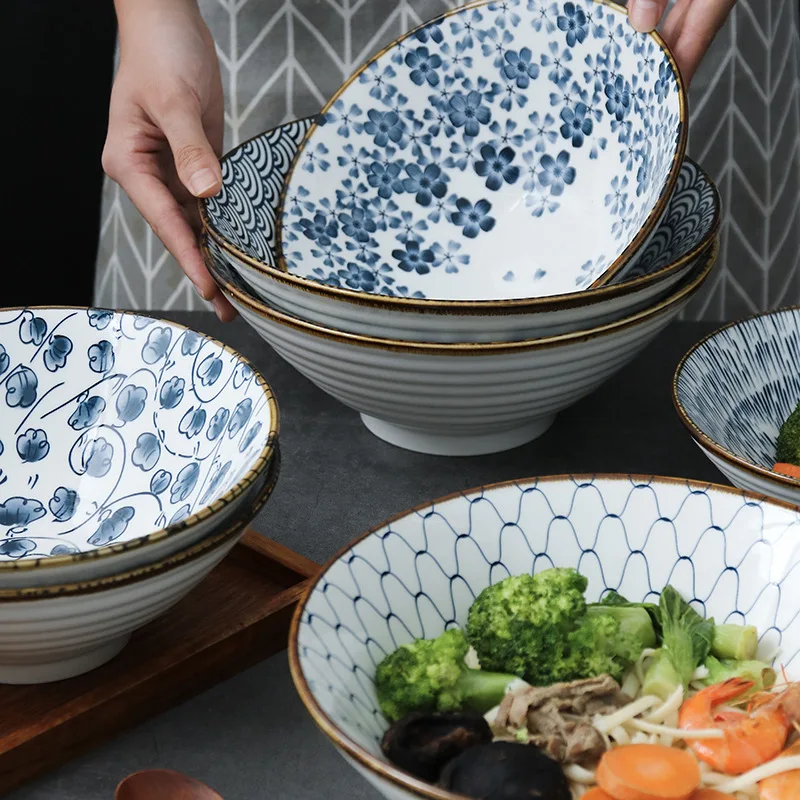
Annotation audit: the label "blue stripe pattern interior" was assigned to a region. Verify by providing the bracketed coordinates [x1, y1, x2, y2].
[676, 308, 800, 470]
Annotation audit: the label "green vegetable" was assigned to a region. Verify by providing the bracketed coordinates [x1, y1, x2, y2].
[776, 400, 800, 467]
[595, 590, 662, 639]
[703, 654, 777, 693]
[587, 605, 658, 651]
[641, 649, 682, 701]
[711, 623, 758, 661]
[374, 628, 520, 721]
[465, 570, 655, 686]
[642, 586, 714, 697]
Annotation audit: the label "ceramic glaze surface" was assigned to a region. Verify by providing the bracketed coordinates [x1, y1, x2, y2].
[0, 309, 274, 562]
[280, 0, 683, 300]
[675, 308, 800, 475]
[292, 476, 800, 797]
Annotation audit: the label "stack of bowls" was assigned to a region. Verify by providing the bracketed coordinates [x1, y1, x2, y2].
[201, 0, 721, 457]
[0, 307, 280, 684]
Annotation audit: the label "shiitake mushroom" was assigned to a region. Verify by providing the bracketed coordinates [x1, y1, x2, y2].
[380, 710, 492, 783]
[439, 741, 572, 800]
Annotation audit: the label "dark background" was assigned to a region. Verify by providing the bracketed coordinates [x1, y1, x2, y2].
[8, 2, 117, 307]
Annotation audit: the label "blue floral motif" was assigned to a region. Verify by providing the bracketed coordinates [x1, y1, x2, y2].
[240, 423, 263, 453]
[0, 539, 36, 558]
[450, 198, 496, 238]
[44, 335, 73, 372]
[340, 262, 379, 290]
[132, 432, 161, 471]
[116, 385, 147, 423]
[393, 240, 436, 274]
[49, 487, 79, 522]
[171, 462, 200, 504]
[503, 47, 540, 88]
[0, 344, 8, 377]
[474, 145, 520, 190]
[150, 469, 172, 495]
[448, 91, 491, 137]
[402, 163, 448, 205]
[159, 376, 185, 409]
[605, 74, 631, 121]
[538, 150, 576, 195]
[5, 367, 38, 408]
[82, 437, 114, 478]
[406, 46, 442, 87]
[0, 497, 46, 527]
[88, 506, 135, 546]
[170, 505, 192, 525]
[557, 2, 588, 47]
[88, 341, 115, 373]
[207, 407, 230, 441]
[179, 407, 207, 439]
[87, 308, 114, 330]
[367, 162, 405, 199]
[181, 331, 203, 356]
[364, 110, 406, 147]
[228, 398, 253, 438]
[197, 355, 223, 387]
[559, 102, 593, 146]
[16, 429, 49, 463]
[19, 315, 47, 347]
[339, 207, 377, 243]
[201, 462, 232, 505]
[142, 326, 173, 364]
[300, 213, 339, 245]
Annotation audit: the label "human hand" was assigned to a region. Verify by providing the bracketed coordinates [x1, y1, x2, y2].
[102, 0, 236, 321]
[627, 0, 738, 84]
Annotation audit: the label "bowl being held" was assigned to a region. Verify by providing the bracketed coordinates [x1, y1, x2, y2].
[202, 123, 715, 343]
[0, 307, 278, 588]
[289, 473, 800, 800]
[0, 446, 280, 685]
[278, 0, 687, 300]
[673, 306, 800, 507]
[204, 234, 718, 457]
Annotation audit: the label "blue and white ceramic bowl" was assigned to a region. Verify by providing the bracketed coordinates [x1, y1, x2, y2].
[278, 0, 687, 301]
[202, 122, 714, 343]
[0, 308, 279, 588]
[205, 235, 717, 456]
[289, 474, 800, 800]
[674, 306, 800, 507]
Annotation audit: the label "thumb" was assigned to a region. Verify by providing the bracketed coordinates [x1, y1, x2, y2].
[627, 0, 669, 32]
[157, 101, 222, 198]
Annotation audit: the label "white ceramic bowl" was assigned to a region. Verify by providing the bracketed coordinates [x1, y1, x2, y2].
[0, 307, 278, 589]
[278, 0, 687, 299]
[673, 306, 800, 507]
[289, 473, 800, 800]
[203, 123, 715, 343]
[204, 235, 718, 457]
[0, 447, 281, 685]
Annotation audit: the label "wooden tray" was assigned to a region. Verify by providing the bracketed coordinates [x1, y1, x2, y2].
[0, 530, 318, 796]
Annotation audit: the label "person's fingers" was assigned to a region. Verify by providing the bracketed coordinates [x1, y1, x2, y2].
[155, 99, 223, 200]
[671, 0, 737, 83]
[627, 0, 669, 32]
[120, 169, 219, 301]
[212, 292, 238, 322]
[661, 0, 692, 46]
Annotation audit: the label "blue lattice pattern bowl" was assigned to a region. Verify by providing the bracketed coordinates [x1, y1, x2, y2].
[289, 474, 800, 800]
[0, 308, 279, 588]
[674, 307, 800, 507]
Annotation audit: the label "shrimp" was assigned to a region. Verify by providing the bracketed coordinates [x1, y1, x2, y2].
[759, 739, 800, 800]
[678, 678, 797, 775]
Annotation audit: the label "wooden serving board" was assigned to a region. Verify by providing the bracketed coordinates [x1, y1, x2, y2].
[0, 530, 318, 796]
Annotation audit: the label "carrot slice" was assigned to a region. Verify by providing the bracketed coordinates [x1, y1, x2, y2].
[759, 739, 800, 800]
[688, 790, 737, 800]
[596, 743, 701, 800]
[773, 462, 800, 479]
[582, 790, 615, 800]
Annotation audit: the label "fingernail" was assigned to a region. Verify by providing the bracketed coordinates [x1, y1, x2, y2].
[189, 168, 220, 197]
[192, 281, 212, 303]
[211, 294, 229, 319]
[629, 0, 661, 32]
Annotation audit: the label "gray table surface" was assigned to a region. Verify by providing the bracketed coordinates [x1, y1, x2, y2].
[9, 313, 727, 800]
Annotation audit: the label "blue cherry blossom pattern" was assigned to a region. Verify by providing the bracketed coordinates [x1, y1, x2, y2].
[538, 150, 576, 196]
[406, 47, 442, 87]
[450, 198, 496, 238]
[448, 91, 491, 137]
[474, 145, 520, 190]
[557, 2, 589, 48]
[503, 47, 540, 88]
[560, 102, 593, 147]
[393, 240, 436, 274]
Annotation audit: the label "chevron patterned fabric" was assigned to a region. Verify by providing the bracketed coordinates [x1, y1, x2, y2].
[93, 0, 800, 320]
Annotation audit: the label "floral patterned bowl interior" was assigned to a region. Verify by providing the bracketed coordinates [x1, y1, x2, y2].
[291, 475, 800, 797]
[279, 0, 685, 301]
[0, 308, 276, 562]
[674, 307, 800, 483]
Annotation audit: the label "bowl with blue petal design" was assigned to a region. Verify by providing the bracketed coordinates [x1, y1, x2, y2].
[0, 307, 279, 588]
[202, 126, 716, 343]
[673, 306, 800, 507]
[276, 0, 686, 304]
[288, 474, 800, 800]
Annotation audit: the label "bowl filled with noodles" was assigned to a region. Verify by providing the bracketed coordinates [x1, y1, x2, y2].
[290, 474, 800, 800]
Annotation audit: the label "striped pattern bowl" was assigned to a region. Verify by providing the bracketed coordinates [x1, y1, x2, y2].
[673, 306, 800, 507]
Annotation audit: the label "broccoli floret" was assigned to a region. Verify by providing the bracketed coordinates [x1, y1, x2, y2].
[465, 570, 589, 686]
[465, 570, 657, 686]
[776, 400, 800, 466]
[374, 628, 520, 722]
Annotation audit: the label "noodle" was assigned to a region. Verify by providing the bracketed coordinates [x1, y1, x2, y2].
[644, 685, 684, 723]
[628, 719, 724, 740]
[563, 764, 595, 784]
[714, 755, 800, 794]
[592, 695, 661, 734]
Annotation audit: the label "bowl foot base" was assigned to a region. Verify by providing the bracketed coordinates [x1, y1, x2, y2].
[0, 634, 131, 685]
[360, 414, 557, 456]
